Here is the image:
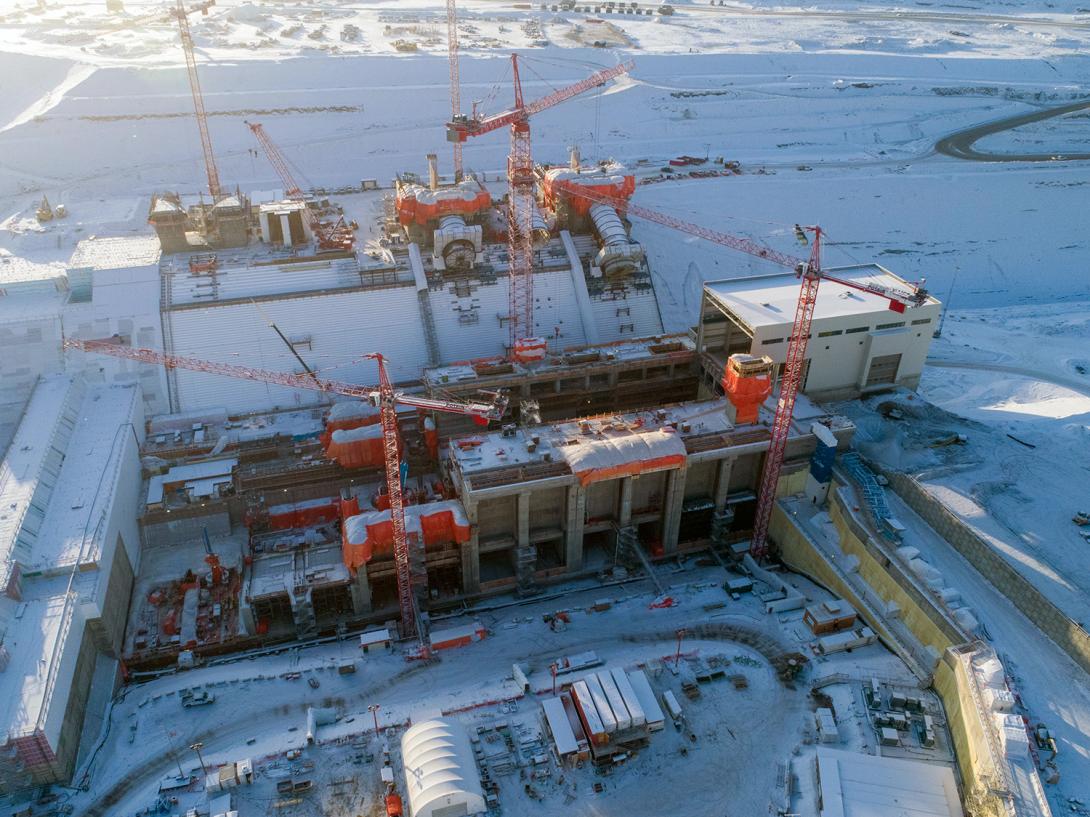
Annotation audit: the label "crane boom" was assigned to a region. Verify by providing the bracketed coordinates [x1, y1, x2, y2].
[446, 60, 634, 142]
[175, 0, 221, 201]
[551, 181, 928, 307]
[64, 337, 506, 639]
[62, 337, 506, 420]
[247, 121, 354, 251]
[446, 0, 463, 180]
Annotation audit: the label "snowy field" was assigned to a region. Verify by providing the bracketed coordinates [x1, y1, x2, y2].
[1, 0, 1089, 813]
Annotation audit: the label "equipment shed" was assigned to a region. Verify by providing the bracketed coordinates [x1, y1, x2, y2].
[401, 719, 485, 817]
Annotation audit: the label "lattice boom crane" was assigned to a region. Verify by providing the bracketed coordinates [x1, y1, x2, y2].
[446, 0, 463, 180]
[552, 181, 928, 559]
[174, 0, 221, 201]
[63, 337, 507, 637]
[448, 58, 632, 357]
[247, 122, 354, 252]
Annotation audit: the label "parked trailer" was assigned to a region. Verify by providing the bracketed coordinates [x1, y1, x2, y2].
[662, 689, 682, 721]
[597, 671, 632, 731]
[611, 668, 646, 728]
[582, 674, 618, 734]
[571, 680, 609, 747]
[626, 670, 665, 731]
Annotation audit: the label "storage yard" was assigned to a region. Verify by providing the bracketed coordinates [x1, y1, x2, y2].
[0, 1, 1088, 816]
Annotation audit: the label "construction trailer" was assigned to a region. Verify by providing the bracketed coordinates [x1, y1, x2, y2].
[695, 265, 942, 402]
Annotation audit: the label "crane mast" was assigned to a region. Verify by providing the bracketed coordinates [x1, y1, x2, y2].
[507, 55, 535, 353]
[174, 0, 221, 201]
[63, 337, 506, 639]
[446, 0, 463, 181]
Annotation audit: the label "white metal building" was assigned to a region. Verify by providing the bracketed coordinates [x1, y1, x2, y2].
[815, 748, 963, 817]
[0, 375, 145, 791]
[401, 718, 485, 817]
[697, 264, 941, 401]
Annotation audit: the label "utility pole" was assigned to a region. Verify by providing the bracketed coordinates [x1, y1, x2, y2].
[674, 628, 686, 670]
[369, 703, 381, 735]
[550, 662, 558, 696]
[190, 741, 209, 776]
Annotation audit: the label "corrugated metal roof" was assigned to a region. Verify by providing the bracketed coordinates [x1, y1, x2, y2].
[69, 236, 161, 271]
[815, 748, 963, 817]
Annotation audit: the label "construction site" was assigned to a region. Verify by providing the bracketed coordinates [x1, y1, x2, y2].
[0, 1, 1088, 817]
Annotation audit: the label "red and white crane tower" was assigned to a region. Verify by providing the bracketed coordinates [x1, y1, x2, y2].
[63, 337, 507, 639]
[551, 181, 928, 559]
[447, 57, 633, 358]
[446, 0, 463, 181]
[247, 121, 354, 252]
[174, 0, 221, 201]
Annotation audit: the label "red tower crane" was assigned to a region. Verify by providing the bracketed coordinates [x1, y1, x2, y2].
[551, 181, 927, 559]
[446, 0, 463, 181]
[247, 122, 354, 252]
[174, 0, 221, 201]
[63, 337, 507, 638]
[447, 58, 633, 358]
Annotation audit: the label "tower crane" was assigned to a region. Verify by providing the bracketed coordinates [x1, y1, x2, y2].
[551, 181, 928, 559]
[247, 122, 354, 252]
[174, 0, 222, 201]
[446, 0, 463, 181]
[447, 57, 633, 358]
[63, 337, 507, 638]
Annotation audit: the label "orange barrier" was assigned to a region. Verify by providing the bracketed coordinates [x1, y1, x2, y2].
[396, 182, 491, 226]
[325, 425, 385, 469]
[341, 500, 471, 571]
[542, 171, 635, 216]
[265, 497, 341, 530]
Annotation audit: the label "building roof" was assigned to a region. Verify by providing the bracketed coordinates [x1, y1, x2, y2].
[815, 748, 963, 817]
[401, 719, 486, 817]
[69, 235, 162, 271]
[0, 585, 84, 744]
[25, 382, 141, 574]
[704, 264, 938, 332]
[0, 254, 67, 289]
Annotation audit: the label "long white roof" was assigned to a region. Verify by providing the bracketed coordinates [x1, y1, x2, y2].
[704, 264, 937, 332]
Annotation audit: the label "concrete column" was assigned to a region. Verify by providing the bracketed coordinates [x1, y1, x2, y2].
[350, 565, 372, 615]
[714, 457, 734, 511]
[517, 492, 531, 549]
[279, 213, 292, 247]
[618, 477, 633, 527]
[239, 596, 256, 637]
[565, 483, 585, 571]
[461, 496, 481, 595]
[661, 466, 688, 554]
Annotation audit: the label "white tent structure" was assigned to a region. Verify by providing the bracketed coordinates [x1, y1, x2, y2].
[401, 719, 486, 817]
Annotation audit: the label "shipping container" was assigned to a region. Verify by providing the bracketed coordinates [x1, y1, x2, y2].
[571, 680, 608, 746]
[582, 674, 617, 734]
[662, 689, 682, 721]
[611, 668, 646, 728]
[597, 671, 631, 731]
[626, 670, 665, 731]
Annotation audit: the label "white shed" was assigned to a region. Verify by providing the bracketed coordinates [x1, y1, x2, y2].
[401, 718, 486, 817]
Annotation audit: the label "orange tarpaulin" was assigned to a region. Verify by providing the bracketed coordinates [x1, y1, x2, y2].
[325, 424, 384, 469]
[560, 428, 687, 486]
[341, 500, 471, 571]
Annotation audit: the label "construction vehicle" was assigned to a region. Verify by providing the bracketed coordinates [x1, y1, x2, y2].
[446, 56, 632, 359]
[1073, 511, 1089, 526]
[35, 195, 54, 222]
[549, 181, 929, 559]
[180, 689, 215, 707]
[64, 337, 507, 640]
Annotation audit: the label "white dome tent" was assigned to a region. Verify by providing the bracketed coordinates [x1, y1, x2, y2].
[400, 718, 486, 817]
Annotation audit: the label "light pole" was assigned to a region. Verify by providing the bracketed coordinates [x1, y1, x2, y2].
[674, 627, 686, 671]
[189, 741, 208, 776]
[550, 662, 558, 696]
[368, 704, 381, 735]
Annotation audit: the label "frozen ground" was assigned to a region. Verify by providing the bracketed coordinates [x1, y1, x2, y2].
[62, 563, 941, 817]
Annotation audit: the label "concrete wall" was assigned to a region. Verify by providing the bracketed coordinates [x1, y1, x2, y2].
[48, 622, 99, 788]
[142, 508, 231, 547]
[885, 470, 1090, 676]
